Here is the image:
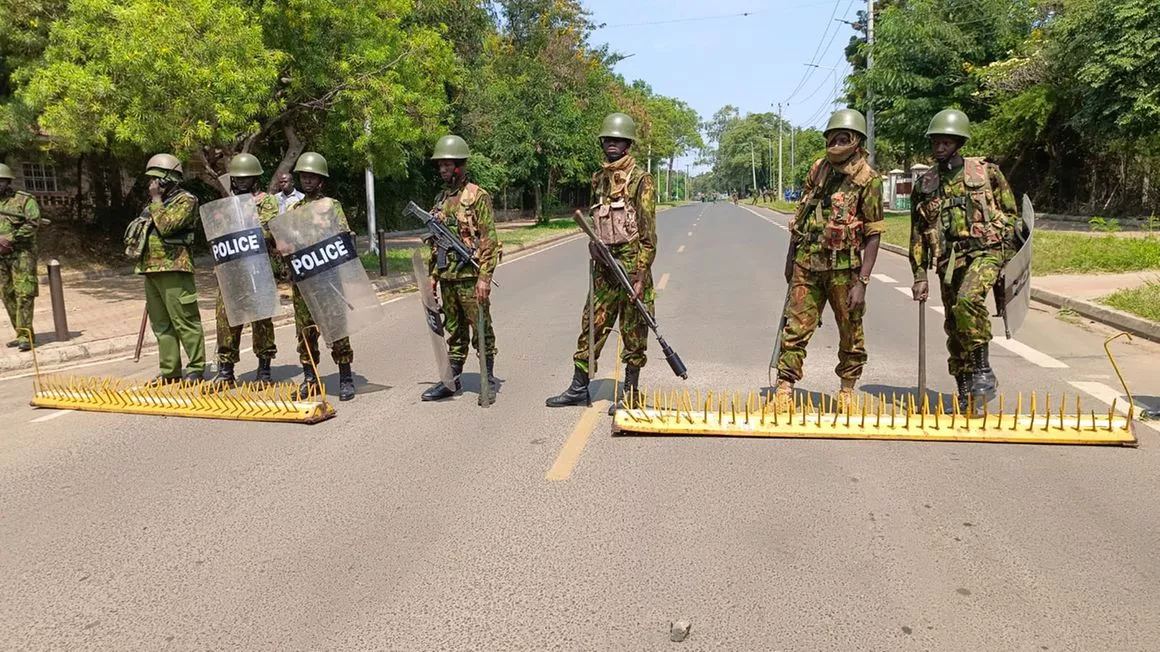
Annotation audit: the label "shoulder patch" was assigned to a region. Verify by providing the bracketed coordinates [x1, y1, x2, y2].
[920, 168, 940, 195]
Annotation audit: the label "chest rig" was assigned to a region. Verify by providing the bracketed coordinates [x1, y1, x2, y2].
[591, 168, 640, 246]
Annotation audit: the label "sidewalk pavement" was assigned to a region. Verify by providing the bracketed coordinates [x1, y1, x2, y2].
[0, 220, 575, 375]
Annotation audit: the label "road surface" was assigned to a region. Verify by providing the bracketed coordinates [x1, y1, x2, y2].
[2, 202, 1158, 650]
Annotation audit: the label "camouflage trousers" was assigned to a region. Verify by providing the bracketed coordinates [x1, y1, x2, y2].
[439, 277, 496, 364]
[776, 265, 866, 383]
[0, 247, 38, 344]
[214, 290, 276, 364]
[292, 285, 353, 365]
[938, 249, 1002, 375]
[572, 260, 654, 373]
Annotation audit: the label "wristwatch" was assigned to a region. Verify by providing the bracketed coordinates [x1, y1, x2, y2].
[859, 275, 871, 285]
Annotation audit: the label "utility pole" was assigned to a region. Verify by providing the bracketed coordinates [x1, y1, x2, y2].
[364, 117, 378, 254]
[867, 0, 876, 167]
[777, 103, 784, 200]
[749, 141, 757, 196]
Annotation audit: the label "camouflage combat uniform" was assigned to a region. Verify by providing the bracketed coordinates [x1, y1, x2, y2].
[909, 157, 1017, 376]
[572, 155, 656, 372]
[776, 153, 884, 383]
[290, 194, 355, 365]
[214, 191, 280, 365]
[0, 190, 40, 347]
[427, 181, 501, 364]
[134, 189, 206, 378]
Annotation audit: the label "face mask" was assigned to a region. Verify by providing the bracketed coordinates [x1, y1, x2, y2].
[826, 142, 858, 164]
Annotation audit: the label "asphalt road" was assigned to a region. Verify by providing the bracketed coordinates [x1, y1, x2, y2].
[2, 202, 1158, 651]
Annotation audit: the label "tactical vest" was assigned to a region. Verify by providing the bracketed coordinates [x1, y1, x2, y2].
[916, 157, 1006, 258]
[591, 168, 644, 246]
[436, 182, 484, 247]
[796, 157, 873, 253]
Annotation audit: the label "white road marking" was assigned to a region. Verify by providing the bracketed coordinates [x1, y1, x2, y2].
[657, 273, 671, 291]
[872, 273, 897, 284]
[738, 205, 788, 230]
[1069, 381, 1150, 417]
[993, 338, 1068, 369]
[677, 245, 686, 253]
[687, 231, 693, 236]
[30, 410, 74, 423]
[932, 306, 945, 315]
[894, 286, 911, 297]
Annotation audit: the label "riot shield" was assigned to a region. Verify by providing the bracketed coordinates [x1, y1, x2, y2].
[268, 199, 383, 344]
[200, 194, 279, 327]
[411, 249, 455, 389]
[995, 194, 1035, 338]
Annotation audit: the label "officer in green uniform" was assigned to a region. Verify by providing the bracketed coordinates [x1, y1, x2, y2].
[128, 154, 206, 382]
[775, 109, 884, 410]
[421, 135, 502, 404]
[909, 109, 1018, 412]
[210, 153, 281, 387]
[288, 152, 358, 402]
[0, 163, 41, 352]
[546, 112, 657, 414]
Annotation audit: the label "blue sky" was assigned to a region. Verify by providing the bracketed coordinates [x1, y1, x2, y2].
[583, 0, 861, 172]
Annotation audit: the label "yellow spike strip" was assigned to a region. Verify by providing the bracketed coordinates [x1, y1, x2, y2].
[861, 393, 868, 428]
[1044, 394, 1051, 433]
[891, 393, 897, 429]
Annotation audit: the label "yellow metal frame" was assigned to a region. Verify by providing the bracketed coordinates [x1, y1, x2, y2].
[612, 333, 1139, 447]
[24, 326, 336, 424]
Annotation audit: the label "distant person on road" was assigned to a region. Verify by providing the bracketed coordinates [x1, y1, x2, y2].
[420, 135, 502, 405]
[209, 153, 282, 388]
[0, 163, 41, 352]
[909, 109, 1018, 414]
[774, 109, 884, 411]
[546, 112, 657, 413]
[124, 154, 206, 383]
[275, 172, 304, 215]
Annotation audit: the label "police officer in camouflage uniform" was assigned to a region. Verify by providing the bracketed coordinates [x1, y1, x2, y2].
[288, 151, 358, 402]
[0, 163, 41, 352]
[210, 153, 281, 387]
[421, 136, 502, 404]
[910, 109, 1018, 412]
[546, 112, 657, 414]
[129, 154, 206, 382]
[775, 109, 885, 410]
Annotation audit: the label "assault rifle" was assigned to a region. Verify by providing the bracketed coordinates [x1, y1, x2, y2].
[403, 201, 497, 286]
[573, 210, 688, 380]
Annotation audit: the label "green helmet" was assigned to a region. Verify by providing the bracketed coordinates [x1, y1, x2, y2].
[0, 163, 13, 180]
[431, 135, 470, 160]
[293, 151, 329, 177]
[145, 153, 183, 180]
[227, 153, 264, 177]
[599, 112, 637, 141]
[824, 109, 867, 139]
[927, 109, 971, 141]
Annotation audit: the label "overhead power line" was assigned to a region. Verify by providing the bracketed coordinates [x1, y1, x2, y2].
[783, 0, 856, 102]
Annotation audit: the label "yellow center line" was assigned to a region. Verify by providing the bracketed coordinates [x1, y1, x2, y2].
[656, 272, 671, 291]
[546, 374, 615, 481]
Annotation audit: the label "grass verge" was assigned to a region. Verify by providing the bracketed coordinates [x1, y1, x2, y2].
[359, 218, 579, 275]
[879, 214, 1160, 275]
[1099, 281, 1160, 323]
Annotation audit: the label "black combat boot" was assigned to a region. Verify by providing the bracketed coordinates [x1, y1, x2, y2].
[5, 339, 18, 348]
[255, 358, 273, 383]
[211, 362, 236, 388]
[478, 358, 499, 406]
[969, 344, 998, 405]
[338, 363, 355, 402]
[422, 360, 463, 401]
[607, 364, 642, 415]
[546, 366, 590, 407]
[297, 364, 321, 399]
[954, 372, 972, 414]
[183, 369, 205, 383]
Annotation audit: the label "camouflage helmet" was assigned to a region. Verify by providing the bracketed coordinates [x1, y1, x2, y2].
[293, 151, 329, 178]
[431, 135, 470, 161]
[227, 152, 264, 177]
[0, 163, 13, 180]
[824, 109, 867, 139]
[145, 153, 183, 180]
[599, 112, 637, 141]
[927, 109, 971, 141]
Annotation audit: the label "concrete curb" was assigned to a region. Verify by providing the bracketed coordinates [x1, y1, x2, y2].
[874, 242, 1160, 343]
[3, 228, 586, 376]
